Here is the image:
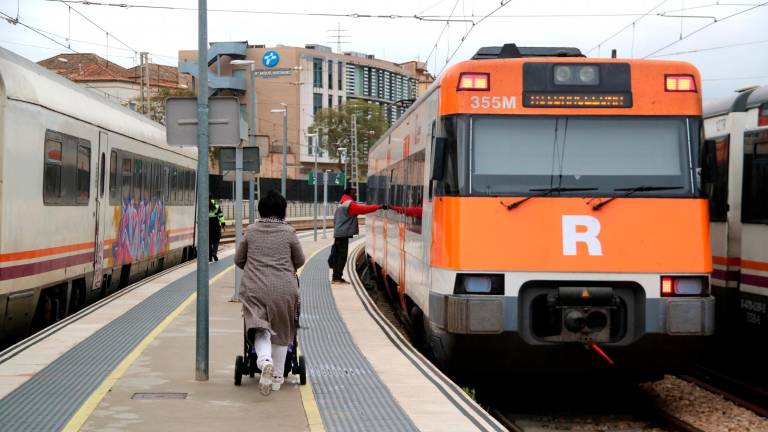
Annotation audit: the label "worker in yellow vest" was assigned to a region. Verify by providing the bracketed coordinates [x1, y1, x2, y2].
[209, 194, 225, 261]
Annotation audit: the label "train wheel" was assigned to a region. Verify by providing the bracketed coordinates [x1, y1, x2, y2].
[234, 356, 244, 386]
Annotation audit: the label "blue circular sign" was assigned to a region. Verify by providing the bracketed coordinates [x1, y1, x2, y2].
[262, 50, 280, 68]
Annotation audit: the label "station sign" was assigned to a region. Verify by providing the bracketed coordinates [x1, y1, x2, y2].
[308, 171, 345, 186]
[219, 147, 260, 172]
[253, 68, 292, 79]
[165, 96, 242, 147]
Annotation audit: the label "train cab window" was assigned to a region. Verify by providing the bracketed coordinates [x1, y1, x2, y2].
[109, 150, 118, 205]
[76, 144, 91, 204]
[122, 158, 132, 202]
[43, 138, 63, 202]
[742, 131, 768, 224]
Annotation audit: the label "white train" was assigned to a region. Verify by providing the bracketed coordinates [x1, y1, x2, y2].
[703, 85, 768, 333]
[0, 48, 197, 347]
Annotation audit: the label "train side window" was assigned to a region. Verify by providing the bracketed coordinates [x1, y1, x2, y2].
[122, 157, 132, 202]
[170, 166, 178, 205]
[76, 143, 91, 204]
[99, 152, 106, 198]
[705, 136, 729, 222]
[43, 137, 63, 203]
[142, 159, 151, 202]
[109, 150, 118, 205]
[742, 132, 768, 224]
[162, 165, 170, 202]
[191, 172, 196, 203]
[133, 159, 142, 204]
[154, 162, 161, 201]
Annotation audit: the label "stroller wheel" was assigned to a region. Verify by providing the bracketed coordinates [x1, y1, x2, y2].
[234, 355, 244, 386]
[298, 355, 307, 386]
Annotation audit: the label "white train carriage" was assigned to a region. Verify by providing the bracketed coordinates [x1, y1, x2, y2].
[0, 47, 197, 346]
[703, 85, 768, 331]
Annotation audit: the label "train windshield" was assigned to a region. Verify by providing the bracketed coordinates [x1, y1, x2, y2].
[469, 116, 696, 196]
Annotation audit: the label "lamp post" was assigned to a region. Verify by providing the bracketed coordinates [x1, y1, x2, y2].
[338, 147, 348, 189]
[306, 132, 319, 241]
[230, 59, 258, 225]
[270, 104, 288, 196]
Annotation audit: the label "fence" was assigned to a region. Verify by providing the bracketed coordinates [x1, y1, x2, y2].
[219, 200, 339, 221]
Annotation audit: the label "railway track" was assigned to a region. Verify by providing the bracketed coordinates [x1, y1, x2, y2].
[679, 366, 768, 418]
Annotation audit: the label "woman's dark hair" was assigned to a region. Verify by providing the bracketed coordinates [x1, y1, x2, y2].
[209, 199, 215, 212]
[258, 190, 287, 219]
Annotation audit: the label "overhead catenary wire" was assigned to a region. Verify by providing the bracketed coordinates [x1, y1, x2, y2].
[0, 10, 135, 104]
[642, 1, 768, 58]
[586, 0, 671, 56]
[437, 0, 514, 75]
[49, 0, 137, 56]
[647, 38, 768, 57]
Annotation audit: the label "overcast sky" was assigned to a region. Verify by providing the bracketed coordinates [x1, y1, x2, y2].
[1, 0, 766, 101]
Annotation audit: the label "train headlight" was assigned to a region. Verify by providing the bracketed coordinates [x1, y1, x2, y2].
[454, 274, 504, 295]
[660, 276, 707, 296]
[553, 65, 599, 86]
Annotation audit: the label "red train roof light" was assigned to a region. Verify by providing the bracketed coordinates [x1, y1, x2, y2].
[458, 72, 490, 91]
[665, 74, 697, 92]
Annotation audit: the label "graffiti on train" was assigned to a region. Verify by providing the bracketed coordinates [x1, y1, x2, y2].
[112, 198, 169, 265]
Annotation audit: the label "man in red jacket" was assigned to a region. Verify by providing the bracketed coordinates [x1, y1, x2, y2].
[332, 188, 384, 283]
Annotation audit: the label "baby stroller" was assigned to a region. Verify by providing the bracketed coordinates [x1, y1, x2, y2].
[234, 292, 307, 386]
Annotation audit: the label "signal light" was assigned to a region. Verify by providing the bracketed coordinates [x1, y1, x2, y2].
[665, 74, 697, 92]
[457, 72, 490, 91]
[759, 103, 768, 127]
[661, 276, 706, 297]
[661, 277, 674, 296]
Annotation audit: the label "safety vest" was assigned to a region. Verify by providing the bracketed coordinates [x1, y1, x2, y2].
[209, 200, 225, 224]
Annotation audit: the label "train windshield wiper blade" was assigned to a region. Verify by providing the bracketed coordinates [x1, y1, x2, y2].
[501, 187, 598, 210]
[592, 186, 684, 211]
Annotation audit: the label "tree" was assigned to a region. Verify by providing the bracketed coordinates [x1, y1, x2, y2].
[308, 100, 389, 178]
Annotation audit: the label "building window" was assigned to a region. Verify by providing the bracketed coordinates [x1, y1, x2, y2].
[328, 59, 334, 90]
[338, 62, 343, 90]
[338, 95, 343, 106]
[313, 58, 323, 88]
[328, 94, 333, 109]
[313, 93, 323, 114]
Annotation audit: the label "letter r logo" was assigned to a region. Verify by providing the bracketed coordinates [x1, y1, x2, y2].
[562, 215, 603, 256]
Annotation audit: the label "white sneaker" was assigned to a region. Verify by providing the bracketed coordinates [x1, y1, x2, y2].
[259, 362, 273, 396]
[272, 376, 284, 391]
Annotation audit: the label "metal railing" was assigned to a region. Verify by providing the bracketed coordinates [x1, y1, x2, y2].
[219, 200, 339, 221]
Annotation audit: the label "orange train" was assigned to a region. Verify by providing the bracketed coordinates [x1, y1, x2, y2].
[365, 44, 715, 380]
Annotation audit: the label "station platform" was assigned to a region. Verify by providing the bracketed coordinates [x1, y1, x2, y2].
[0, 231, 503, 432]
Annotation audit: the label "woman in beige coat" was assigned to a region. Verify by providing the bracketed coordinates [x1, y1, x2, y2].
[235, 190, 305, 396]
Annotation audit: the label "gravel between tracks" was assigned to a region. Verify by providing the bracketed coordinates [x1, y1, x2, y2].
[642, 376, 768, 432]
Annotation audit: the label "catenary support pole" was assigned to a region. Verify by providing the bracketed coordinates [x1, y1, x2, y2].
[281, 108, 288, 197]
[233, 143, 243, 301]
[195, 0, 209, 382]
[248, 62, 257, 225]
[323, 170, 328, 238]
[313, 135, 318, 242]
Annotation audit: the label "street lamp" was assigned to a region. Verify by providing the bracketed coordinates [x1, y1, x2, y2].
[270, 104, 288, 196]
[230, 59, 258, 224]
[337, 147, 348, 189]
[306, 132, 319, 241]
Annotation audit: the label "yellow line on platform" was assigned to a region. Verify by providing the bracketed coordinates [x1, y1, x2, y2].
[296, 246, 328, 432]
[62, 265, 234, 432]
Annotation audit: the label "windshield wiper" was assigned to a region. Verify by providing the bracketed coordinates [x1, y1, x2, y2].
[501, 187, 598, 210]
[592, 186, 684, 211]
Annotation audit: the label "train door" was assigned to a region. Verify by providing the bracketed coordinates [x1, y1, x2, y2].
[92, 131, 109, 291]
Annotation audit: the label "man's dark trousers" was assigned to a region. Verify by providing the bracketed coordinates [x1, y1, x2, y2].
[332, 236, 350, 279]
